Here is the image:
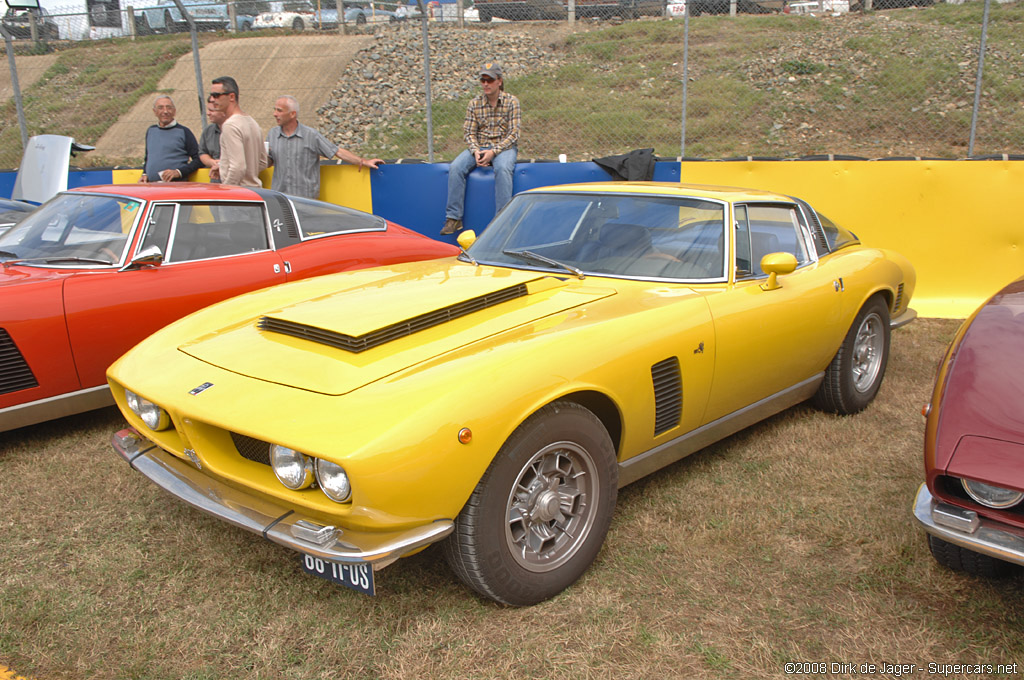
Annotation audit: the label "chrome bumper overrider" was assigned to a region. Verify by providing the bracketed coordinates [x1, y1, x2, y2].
[112, 428, 453, 569]
[913, 483, 1024, 567]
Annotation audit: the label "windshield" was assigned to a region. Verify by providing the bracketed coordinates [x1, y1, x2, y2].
[0, 193, 143, 266]
[468, 192, 727, 280]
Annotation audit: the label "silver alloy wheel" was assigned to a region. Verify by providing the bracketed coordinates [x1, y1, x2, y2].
[851, 311, 884, 393]
[504, 440, 599, 572]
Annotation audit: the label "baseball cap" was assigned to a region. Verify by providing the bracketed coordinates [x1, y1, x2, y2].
[480, 62, 503, 80]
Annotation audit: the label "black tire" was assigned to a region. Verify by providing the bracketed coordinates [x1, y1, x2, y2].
[928, 535, 1015, 578]
[355, 13, 366, 24]
[443, 401, 618, 606]
[135, 14, 151, 34]
[812, 295, 890, 415]
[292, 17, 305, 30]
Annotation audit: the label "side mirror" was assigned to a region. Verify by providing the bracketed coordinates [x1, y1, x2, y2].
[121, 244, 163, 271]
[759, 252, 798, 291]
[457, 230, 477, 249]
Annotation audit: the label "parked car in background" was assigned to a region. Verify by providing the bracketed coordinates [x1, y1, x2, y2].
[108, 182, 915, 605]
[253, 0, 315, 29]
[473, 0, 663, 20]
[1, 6, 60, 40]
[312, 1, 396, 27]
[666, 0, 686, 16]
[914, 275, 1024, 578]
[134, 0, 233, 32]
[235, 0, 274, 29]
[0, 182, 457, 433]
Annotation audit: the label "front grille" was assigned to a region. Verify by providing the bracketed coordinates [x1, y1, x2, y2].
[0, 328, 39, 396]
[231, 432, 271, 466]
[258, 283, 530, 353]
[651, 357, 682, 436]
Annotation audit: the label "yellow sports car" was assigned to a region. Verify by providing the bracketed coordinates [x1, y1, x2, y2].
[108, 182, 916, 605]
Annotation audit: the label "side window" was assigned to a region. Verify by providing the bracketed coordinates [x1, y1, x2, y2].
[742, 204, 811, 275]
[166, 203, 269, 263]
[290, 196, 386, 238]
[734, 205, 752, 275]
[140, 204, 176, 257]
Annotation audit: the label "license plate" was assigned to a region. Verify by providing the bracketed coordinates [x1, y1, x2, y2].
[300, 554, 375, 596]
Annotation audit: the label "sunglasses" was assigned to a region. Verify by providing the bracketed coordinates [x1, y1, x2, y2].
[480, 76, 495, 84]
[207, 92, 231, 101]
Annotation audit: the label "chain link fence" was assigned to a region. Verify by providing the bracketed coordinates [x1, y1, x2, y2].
[1, 0, 1021, 169]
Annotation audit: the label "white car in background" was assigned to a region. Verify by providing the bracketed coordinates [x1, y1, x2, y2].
[253, 0, 315, 30]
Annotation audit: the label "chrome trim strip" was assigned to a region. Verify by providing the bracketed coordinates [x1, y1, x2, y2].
[891, 308, 917, 329]
[111, 428, 454, 568]
[0, 384, 113, 432]
[618, 375, 823, 487]
[913, 484, 1024, 567]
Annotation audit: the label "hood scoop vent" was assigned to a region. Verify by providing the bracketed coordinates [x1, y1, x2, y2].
[258, 282, 530, 353]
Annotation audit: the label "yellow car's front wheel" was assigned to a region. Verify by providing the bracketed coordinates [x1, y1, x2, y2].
[443, 401, 618, 606]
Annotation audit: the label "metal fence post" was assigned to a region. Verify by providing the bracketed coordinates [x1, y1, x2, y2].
[416, 0, 434, 162]
[680, 5, 689, 157]
[2, 28, 29, 150]
[968, 0, 991, 157]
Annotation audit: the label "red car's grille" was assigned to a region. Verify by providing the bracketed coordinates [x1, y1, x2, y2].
[0, 328, 38, 395]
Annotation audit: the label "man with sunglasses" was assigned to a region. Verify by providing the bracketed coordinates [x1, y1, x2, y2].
[208, 76, 267, 187]
[440, 62, 521, 236]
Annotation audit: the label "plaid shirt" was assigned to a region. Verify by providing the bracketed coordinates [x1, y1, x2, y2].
[463, 91, 521, 154]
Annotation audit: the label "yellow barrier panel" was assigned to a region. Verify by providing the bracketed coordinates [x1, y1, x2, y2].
[678, 160, 1024, 319]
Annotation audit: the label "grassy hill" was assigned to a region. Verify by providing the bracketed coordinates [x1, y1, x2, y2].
[0, 2, 1021, 170]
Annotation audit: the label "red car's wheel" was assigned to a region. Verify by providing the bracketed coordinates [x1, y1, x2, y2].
[928, 535, 1015, 578]
[443, 401, 618, 606]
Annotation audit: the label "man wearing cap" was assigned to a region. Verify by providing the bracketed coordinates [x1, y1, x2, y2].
[440, 61, 521, 236]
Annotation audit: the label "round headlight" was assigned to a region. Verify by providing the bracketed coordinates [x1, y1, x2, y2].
[315, 459, 351, 503]
[270, 444, 315, 490]
[124, 389, 171, 431]
[962, 478, 1024, 509]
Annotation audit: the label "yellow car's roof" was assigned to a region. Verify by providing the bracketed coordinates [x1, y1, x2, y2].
[524, 181, 792, 203]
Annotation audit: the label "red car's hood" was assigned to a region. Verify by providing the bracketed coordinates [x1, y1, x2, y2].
[936, 277, 1024, 473]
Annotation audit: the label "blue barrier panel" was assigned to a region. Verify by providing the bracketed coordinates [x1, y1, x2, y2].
[0, 172, 15, 200]
[370, 160, 681, 243]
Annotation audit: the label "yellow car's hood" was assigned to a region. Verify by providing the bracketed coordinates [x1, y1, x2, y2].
[179, 262, 615, 395]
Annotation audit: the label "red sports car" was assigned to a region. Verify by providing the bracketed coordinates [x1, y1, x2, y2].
[0, 183, 457, 432]
[914, 275, 1024, 576]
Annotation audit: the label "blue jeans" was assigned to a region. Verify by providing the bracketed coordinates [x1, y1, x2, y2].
[445, 146, 518, 221]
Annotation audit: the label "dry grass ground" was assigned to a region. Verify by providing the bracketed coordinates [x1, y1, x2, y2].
[2, 318, 1023, 679]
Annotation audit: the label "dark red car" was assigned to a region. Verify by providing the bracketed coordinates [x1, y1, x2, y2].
[0, 183, 457, 432]
[915, 275, 1024, 576]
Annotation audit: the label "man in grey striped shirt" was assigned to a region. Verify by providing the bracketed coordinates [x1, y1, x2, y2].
[266, 95, 383, 199]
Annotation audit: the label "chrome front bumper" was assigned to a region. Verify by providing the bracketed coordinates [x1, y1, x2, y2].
[112, 428, 453, 569]
[891, 308, 917, 329]
[913, 483, 1024, 567]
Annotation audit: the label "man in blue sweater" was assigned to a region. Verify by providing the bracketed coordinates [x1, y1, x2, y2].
[139, 96, 202, 182]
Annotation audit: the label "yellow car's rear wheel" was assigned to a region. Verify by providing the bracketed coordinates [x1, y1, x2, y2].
[443, 401, 618, 606]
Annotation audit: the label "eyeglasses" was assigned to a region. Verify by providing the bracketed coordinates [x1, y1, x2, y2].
[480, 77, 495, 84]
[207, 92, 230, 101]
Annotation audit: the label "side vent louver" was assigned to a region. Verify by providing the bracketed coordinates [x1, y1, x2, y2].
[0, 328, 39, 396]
[259, 283, 530, 353]
[893, 283, 905, 313]
[272, 195, 301, 239]
[652, 357, 682, 436]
